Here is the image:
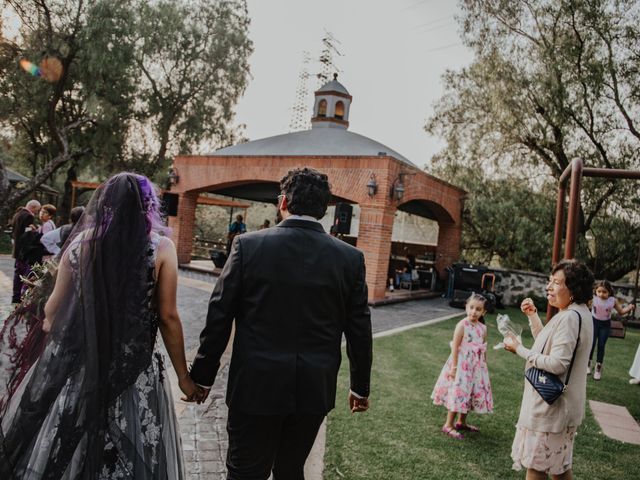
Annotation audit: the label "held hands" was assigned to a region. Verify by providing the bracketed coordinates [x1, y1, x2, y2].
[178, 375, 210, 404]
[348, 392, 370, 414]
[520, 298, 537, 316]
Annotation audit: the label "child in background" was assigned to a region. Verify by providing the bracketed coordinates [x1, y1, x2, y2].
[629, 342, 640, 385]
[431, 293, 493, 439]
[589, 280, 635, 380]
[38, 204, 57, 234]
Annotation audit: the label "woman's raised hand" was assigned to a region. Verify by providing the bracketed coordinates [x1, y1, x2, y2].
[520, 298, 537, 316]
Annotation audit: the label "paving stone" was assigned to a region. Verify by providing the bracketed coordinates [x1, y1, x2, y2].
[195, 449, 220, 461]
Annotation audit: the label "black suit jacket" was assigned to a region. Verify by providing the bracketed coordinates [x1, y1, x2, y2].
[190, 218, 372, 415]
[11, 209, 34, 259]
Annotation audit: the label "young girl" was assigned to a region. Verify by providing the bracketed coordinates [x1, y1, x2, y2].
[431, 293, 493, 439]
[589, 280, 635, 380]
[38, 204, 57, 234]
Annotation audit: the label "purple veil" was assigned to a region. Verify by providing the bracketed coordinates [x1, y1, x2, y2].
[0, 173, 169, 478]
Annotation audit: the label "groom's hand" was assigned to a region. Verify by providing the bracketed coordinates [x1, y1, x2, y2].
[195, 386, 211, 404]
[349, 392, 369, 413]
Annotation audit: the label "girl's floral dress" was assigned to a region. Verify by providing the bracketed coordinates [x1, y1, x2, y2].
[431, 319, 493, 413]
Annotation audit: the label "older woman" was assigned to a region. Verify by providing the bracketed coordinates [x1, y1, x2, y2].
[504, 259, 594, 480]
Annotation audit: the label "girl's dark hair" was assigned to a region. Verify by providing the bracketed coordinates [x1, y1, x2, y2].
[551, 259, 594, 304]
[41, 204, 57, 216]
[280, 167, 332, 219]
[466, 293, 488, 324]
[593, 279, 614, 296]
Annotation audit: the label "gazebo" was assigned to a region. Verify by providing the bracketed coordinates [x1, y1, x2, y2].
[168, 76, 465, 303]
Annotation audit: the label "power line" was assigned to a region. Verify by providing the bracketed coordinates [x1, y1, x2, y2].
[424, 41, 463, 53]
[411, 14, 454, 30]
[400, 0, 436, 12]
[414, 22, 456, 35]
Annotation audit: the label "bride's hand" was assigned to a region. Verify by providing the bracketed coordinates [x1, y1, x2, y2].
[42, 317, 52, 332]
[178, 375, 200, 402]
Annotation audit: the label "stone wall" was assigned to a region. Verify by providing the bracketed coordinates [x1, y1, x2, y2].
[493, 267, 638, 319]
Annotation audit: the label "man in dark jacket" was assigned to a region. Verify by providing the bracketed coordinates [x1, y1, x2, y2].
[190, 167, 372, 479]
[11, 200, 41, 303]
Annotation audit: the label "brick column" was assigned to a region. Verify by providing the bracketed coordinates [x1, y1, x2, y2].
[357, 204, 395, 302]
[168, 192, 198, 264]
[435, 222, 462, 280]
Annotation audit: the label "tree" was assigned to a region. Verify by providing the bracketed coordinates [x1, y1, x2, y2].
[426, 0, 640, 278]
[0, 0, 139, 224]
[0, 0, 252, 224]
[128, 0, 252, 176]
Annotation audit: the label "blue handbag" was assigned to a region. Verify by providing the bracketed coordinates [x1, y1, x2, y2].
[524, 310, 582, 405]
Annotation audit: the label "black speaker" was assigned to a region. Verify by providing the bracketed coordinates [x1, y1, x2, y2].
[209, 249, 227, 268]
[162, 192, 179, 216]
[333, 202, 353, 234]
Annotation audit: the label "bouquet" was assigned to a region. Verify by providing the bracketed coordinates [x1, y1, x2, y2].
[493, 313, 523, 350]
[0, 259, 57, 412]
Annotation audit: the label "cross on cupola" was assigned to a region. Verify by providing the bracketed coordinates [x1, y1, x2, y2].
[311, 73, 352, 129]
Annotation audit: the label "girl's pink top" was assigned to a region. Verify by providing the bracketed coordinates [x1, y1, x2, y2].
[39, 220, 56, 235]
[592, 296, 615, 321]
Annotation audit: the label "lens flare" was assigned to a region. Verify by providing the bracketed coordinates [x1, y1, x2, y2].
[19, 59, 41, 77]
[19, 57, 63, 82]
[40, 57, 63, 82]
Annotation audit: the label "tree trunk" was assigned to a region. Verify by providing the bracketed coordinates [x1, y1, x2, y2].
[58, 163, 78, 224]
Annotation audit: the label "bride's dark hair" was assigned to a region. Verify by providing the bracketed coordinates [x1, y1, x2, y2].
[0, 172, 168, 478]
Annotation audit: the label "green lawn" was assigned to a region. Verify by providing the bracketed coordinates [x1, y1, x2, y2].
[324, 308, 640, 479]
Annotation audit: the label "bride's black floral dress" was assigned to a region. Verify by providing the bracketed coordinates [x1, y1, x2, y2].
[0, 233, 185, 479]
[98, 234, 185, 479]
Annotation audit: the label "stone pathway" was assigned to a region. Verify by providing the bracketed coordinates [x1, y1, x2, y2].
[589, 400, 640, 445]
[0, 260, 12, 319]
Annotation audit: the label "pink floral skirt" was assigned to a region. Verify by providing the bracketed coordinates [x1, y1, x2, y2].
[511, 426, 577, 475]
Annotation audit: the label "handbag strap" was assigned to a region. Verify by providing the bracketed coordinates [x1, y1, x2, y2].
[538, 309, 582, 385]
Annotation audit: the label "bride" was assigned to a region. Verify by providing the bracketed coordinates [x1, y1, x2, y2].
[0, 173, 202, 479]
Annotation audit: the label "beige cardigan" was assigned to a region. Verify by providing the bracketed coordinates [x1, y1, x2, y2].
[515, 303, 593, 433]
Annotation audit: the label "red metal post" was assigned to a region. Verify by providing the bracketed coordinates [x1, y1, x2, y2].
[565, 159, 583, 259]
[551, 184, 566, 266]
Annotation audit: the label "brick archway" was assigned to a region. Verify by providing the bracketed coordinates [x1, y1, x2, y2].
[168, 154, 465, 302]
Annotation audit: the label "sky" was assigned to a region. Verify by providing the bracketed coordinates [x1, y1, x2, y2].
[235, 0, 475, 169]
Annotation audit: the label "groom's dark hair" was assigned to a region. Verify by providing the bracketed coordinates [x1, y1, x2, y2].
[280, 167, 331, 219]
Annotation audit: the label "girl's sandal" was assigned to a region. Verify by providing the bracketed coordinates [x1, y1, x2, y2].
[455, 422, 479, 432]
[441, 425, 464, 440]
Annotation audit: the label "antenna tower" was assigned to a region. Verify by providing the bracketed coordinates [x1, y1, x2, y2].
[316, 30, 343, 87]
[289, 50, 311, 132]
[288, 32, 344, 131]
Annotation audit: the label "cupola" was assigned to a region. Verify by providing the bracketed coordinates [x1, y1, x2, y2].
[311, 74, 352, 129]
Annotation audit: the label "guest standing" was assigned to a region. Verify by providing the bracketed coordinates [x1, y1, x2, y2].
[432, 293, 493, 439]
[38, 204, 57, 235]
[10, 199, 40, 303]
[588, 280, 635, 380]
[505, 259, 594, 480]
[40, 206, 85, 257]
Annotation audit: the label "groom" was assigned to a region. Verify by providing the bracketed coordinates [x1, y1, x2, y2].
[190, 167, 372, 479]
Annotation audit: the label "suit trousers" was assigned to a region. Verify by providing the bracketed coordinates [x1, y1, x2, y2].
[226, 409, 325, 480]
